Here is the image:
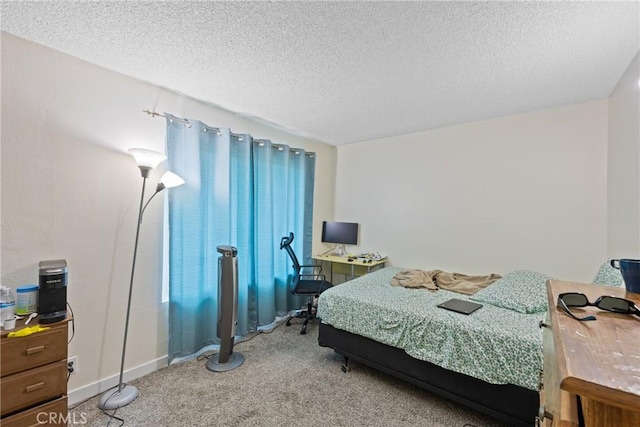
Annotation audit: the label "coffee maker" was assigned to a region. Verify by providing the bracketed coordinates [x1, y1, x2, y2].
[38, 259, 67, 324]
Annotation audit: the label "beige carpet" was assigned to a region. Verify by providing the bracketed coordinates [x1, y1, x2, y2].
[71, 320, 508, 426]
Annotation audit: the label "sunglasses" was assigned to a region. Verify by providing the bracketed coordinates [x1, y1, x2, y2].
[557, 292, 640, 322]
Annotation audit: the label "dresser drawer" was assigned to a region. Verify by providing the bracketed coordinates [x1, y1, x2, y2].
[1, 327, 67, 376]
[1, 396, 68, 427]
[0, 360, 67, 417]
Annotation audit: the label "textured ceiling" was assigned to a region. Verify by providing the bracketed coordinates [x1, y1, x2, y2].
[1, 1, 639, 145]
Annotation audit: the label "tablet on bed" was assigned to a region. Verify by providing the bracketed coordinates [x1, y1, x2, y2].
[437, 298, 483, 315]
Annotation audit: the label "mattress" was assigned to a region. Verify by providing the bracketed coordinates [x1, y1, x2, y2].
[317, 267, 545, 390]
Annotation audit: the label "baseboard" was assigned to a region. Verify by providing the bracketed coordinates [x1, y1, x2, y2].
[68, 356, 168, 405]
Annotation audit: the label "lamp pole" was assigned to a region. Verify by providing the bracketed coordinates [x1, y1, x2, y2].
[98, 174, 147, 409]
[119, 173, 148, 390]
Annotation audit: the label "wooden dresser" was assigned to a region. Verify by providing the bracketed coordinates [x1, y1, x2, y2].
[539, 280, 640, 426]
[0, 316, 71, 427]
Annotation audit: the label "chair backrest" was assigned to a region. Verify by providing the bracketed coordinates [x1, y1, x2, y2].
[280, 232, 301, 273]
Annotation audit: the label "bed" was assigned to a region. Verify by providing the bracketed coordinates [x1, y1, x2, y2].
[317, 263, 624, 425]
[317, 266, 552, 426]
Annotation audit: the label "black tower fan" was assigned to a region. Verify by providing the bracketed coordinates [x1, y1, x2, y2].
[206, 245, 245, 372]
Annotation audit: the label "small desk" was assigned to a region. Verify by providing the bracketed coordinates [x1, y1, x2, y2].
[539, 280, 640, 426]
[313, 254, 387, 284]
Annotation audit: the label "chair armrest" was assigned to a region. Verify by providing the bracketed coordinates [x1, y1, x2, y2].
[299, 273, 327, 282]
[300, 263, 323, 274]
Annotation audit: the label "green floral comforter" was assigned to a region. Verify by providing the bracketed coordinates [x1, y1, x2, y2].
[317, 267, 545, 390]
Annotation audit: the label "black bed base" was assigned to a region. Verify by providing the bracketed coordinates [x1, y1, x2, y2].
[318, 323, 538, 426]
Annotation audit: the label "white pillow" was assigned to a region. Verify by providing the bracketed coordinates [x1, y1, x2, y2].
[471, 270, 551, 314]
[591, 261, 624, 287]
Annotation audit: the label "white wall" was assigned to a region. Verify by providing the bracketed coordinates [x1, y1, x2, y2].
[608, 52, 640, 258]
[335, 101, 608, 282]
[0, 33, 336, 401]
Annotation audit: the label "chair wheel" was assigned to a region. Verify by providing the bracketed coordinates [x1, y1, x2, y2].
[286, 319, 291, 326]
[341, 365, 348, 373]
[300, 329, 306, 335]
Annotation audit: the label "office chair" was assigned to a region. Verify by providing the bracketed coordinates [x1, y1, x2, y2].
[280, 232, 333, 334]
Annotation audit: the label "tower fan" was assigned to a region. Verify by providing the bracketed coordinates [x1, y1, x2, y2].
[206, 245, 245, 372]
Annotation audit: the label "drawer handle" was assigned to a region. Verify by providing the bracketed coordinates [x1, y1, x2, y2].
[25, 382, 45, 393]
[26, 345, 46, 355]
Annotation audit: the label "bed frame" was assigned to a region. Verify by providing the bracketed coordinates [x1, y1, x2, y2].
[318, 322, 538, 426]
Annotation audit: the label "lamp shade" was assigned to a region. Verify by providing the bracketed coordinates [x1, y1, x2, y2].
[159, 171, 185, 189]
[128, 148, 167, 170]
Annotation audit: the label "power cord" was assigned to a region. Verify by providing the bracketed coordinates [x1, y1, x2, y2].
[64, 300, 123, 427]
[65, 391, 126, 426]
[66, 302, 75, 344]
[100, 388, 126, 427]
[197, 331, 264, 361]
[258, 317, 288, 335]
[65, 302, 76, 382]
[102, 407, 125, 427]
[66, 358, 76, 382]
[197, 318, 287, 361]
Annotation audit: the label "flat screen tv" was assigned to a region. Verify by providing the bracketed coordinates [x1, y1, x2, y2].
[321, 221, 358, 256]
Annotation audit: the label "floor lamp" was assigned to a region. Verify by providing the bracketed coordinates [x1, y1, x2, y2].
[98, 148, 184, 410]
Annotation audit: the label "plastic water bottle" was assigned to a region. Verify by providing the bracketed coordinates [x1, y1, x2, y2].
[0, 286, 16, 323]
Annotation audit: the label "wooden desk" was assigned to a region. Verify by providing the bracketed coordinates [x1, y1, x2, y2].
[313, 254, 386, 284]
[539, 280, 640, 427]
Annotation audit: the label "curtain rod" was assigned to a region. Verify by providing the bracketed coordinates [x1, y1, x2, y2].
[143, 110, 315, 157]
[144, 110, 194, 128]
